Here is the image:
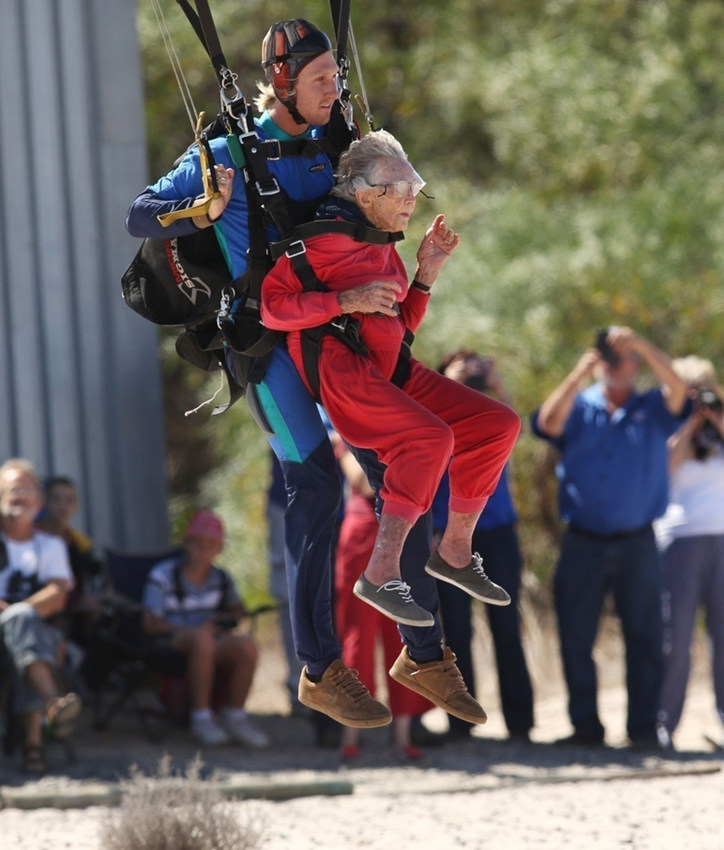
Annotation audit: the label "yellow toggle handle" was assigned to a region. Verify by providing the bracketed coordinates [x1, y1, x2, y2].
[157, 112, 222, 227]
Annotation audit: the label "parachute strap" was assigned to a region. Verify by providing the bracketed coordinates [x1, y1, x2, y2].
[157, 113, 221, 227]
[175, 0, 251, 132]
[329, 0, 354, 130]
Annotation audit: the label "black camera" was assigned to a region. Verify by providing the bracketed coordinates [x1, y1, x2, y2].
[695, 387, 723, 413]
[463, 356, 493, 392]
[594, 328, 621, 368]
[692, 387, 723, 459]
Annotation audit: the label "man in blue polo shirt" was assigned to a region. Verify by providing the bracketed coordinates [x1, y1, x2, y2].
[532, 326, 688, 748]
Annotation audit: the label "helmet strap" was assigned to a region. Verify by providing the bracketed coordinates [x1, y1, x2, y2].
[275, 87, 309, 125]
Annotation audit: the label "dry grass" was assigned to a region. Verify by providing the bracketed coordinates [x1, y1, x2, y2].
[99, 755, 266, 850]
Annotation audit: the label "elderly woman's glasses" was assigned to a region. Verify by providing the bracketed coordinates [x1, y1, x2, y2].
[373, 179, 432, 199]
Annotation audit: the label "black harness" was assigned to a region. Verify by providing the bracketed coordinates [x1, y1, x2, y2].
[164, 1, 359, 414]
[124, 1, 374, 413]
[268, 220, 415, 400]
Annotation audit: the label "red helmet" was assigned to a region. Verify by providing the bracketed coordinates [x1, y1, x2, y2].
[261, 19, 333, 116]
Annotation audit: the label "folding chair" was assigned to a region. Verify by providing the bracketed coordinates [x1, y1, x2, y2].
[81, 547, 187, 741]
[0, 640, 16, 757]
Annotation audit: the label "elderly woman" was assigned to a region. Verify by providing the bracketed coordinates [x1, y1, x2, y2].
[262, 130, 520, 631]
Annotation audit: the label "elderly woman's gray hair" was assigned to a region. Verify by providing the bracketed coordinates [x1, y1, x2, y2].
[331, 129, 411, 202]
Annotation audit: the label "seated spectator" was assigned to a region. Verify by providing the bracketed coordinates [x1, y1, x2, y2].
[655, 357, 724, 748]
[0, 458, 82, 774]
[141, 510, 268, 748]
[433, 350, 535, 743]
[35, 475, 104, 647]
[333, 441, 433, 762]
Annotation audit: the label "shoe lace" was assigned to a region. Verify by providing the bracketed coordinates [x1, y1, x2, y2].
[331, 665, 373, 703]
[378, 579, 415, 603]
[430, 656, 469, 697]
[470, 552, 489, 579]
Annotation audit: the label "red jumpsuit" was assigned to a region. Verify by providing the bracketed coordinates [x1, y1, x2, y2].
[261, 230, 520, 525]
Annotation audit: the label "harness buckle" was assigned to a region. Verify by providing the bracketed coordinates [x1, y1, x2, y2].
[264, 140, 282, 161]
[216, 286, 236, 329]
[329, 315, 350, 333]
[255, 176, 281, 196]
[285, 240, 307, 259]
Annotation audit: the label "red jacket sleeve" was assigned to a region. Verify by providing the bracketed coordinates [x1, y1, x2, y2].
[261, 254, 342, 331]
[399, 286, 430, 334]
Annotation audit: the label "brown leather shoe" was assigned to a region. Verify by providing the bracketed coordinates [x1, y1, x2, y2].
[298, 660, 392, 728]
[389, 646, 487, 725]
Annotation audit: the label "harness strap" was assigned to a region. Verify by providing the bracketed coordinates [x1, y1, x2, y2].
[271, 221, 413, 400]
[259, 136, 343, 160]
[239, 132, 297, 239]
[270, 220, 402, 261]
[391, 327, 415, 388]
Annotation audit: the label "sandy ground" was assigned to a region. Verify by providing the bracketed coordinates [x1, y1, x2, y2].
[1, 610, 722, 850]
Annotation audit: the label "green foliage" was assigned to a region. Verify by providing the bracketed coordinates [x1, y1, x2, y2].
[136, 0, 724, 587]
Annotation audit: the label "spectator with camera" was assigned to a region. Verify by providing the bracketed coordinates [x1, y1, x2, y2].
[141, 510, 268, 748]
[532, 326, 689, 749]
[431, 349, 534, 743]
[654, 356, 724, 749]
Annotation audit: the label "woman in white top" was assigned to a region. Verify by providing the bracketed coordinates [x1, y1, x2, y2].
[655, 357, 724, 747]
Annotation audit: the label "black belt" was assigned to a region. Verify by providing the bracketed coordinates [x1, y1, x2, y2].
[567, 523, 652, 541]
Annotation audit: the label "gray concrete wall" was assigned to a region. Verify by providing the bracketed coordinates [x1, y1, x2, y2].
[0, 0, 169, 549]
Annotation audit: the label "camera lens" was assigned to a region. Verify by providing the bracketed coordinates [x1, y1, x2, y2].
[696, 387, 723, 412]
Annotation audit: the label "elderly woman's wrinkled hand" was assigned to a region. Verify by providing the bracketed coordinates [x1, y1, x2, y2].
[337, 280, 403, 316]
[415, 214, 460, 284]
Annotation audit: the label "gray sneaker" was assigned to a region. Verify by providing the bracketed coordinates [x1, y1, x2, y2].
[425, 551, 511, 606]
[353, 574, 435, 626]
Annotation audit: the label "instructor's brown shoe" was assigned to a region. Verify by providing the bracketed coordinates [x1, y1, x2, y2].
[298, 660, 392, 728]
[389, 646, 487, 725]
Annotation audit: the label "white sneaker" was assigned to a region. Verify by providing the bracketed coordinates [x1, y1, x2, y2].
[219, 711, 270, 749]
[191, 715, 230, 746]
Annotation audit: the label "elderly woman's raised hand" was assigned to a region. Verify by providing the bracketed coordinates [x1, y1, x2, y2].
[337, 280, 403, 316]
[414, 214, 460, 288]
